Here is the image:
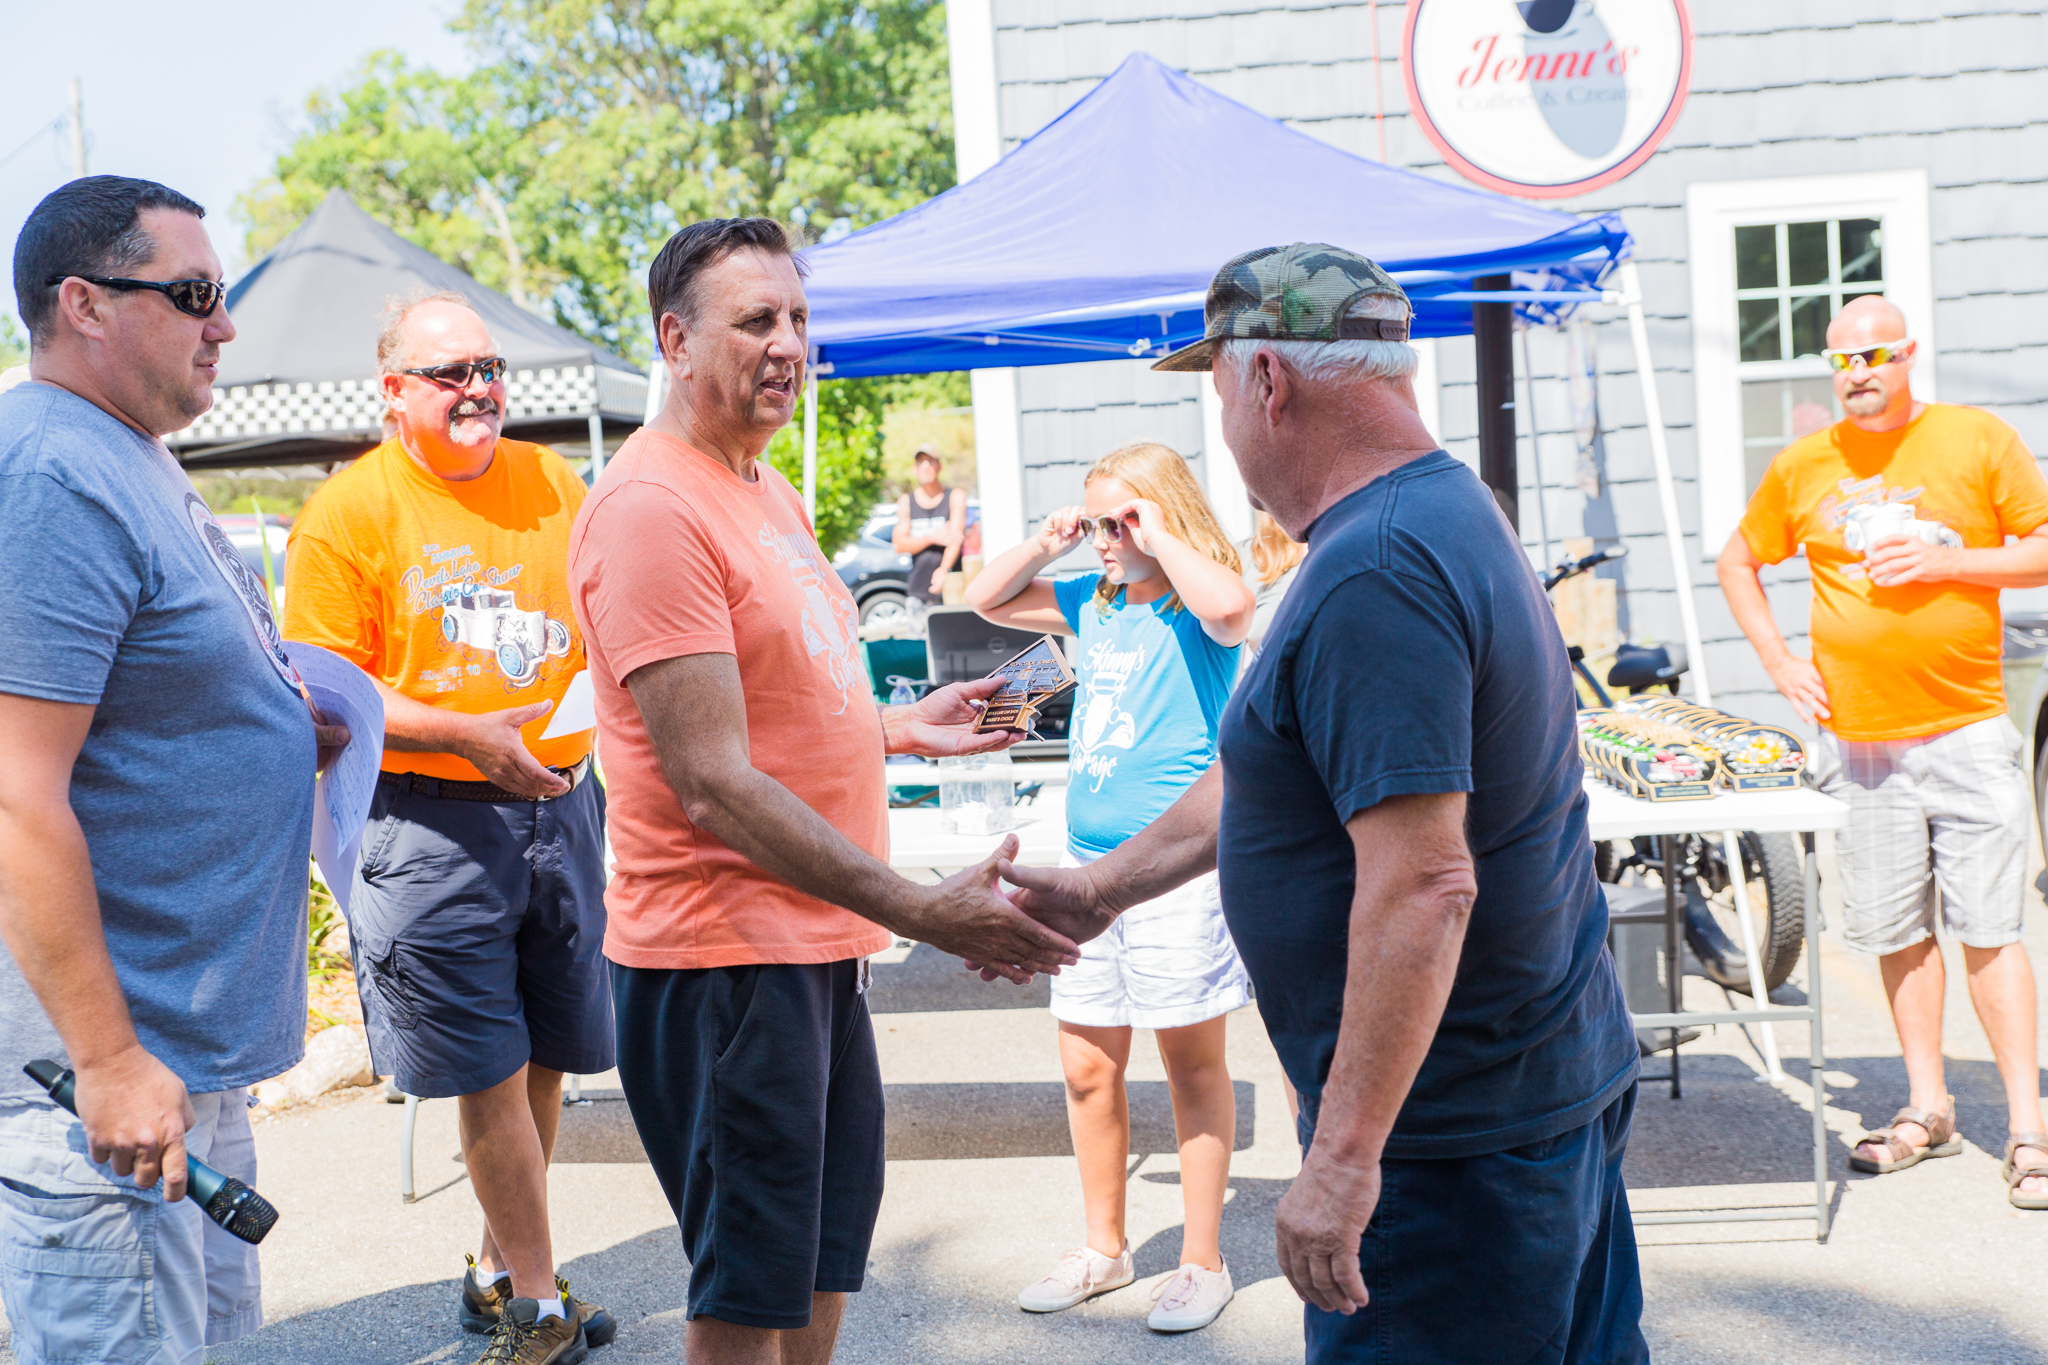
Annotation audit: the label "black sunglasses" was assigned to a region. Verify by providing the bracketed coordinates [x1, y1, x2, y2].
[400, 357, 509, 388]
[50, 274, 225, 319]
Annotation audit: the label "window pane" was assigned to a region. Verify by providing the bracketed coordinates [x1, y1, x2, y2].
[1788, 293, 1830, 358]
[1840, 218, 1883, 283]
[1742, 377, 1837, 496]
[1735, 224, 1778, 291]
[1787, 221, 1829, 287]
[1739, 299, 1781, 363]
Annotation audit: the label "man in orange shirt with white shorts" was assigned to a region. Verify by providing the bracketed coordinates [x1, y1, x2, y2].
[285, 293, 616, 1362]
[1720, 294, 2048, 1209]
[568, 218, 1080, 1365]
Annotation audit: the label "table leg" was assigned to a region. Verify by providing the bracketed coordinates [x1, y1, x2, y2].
[1805, 831, 1830, 1241]
[1664, 837, 1681, 1100]
[1722, 830, 1784, 1078]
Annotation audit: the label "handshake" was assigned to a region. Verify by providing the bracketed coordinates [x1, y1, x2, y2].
[887, 834, 1123, 984]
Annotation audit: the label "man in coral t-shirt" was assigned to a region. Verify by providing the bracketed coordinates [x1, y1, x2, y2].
[1720, 295, 2048, 1207]
[568, 219, 1078, 1365]
[285, 294, 616, 1360]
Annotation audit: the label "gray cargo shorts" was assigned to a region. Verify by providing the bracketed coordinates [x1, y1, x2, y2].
[0, 1091, 260, 1365]
[1809, 715, 2029, 954]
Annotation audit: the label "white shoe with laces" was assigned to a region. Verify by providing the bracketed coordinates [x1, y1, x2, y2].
[1146, 1260, 1234, 1333]
[1016, 1243, 1135, 1313]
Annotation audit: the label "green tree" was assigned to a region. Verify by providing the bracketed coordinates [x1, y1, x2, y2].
[0, 315, 25, 369]
[240, 2, 957, 550]
[766, 377, 886, 556]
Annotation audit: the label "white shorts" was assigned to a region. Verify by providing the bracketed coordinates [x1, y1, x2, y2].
[0, 1090, 261, 1365]
[1809, 715, 2030, 954]
[1049, 852, 1253, 1030]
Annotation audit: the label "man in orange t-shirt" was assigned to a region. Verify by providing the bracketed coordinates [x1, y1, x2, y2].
[284, 294, 615, 1358]
[567, 219, 1079, 1364]
[1720, 295, 2048, 1205]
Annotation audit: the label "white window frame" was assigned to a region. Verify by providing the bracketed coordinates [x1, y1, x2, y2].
[1687, 170, 1935, 554]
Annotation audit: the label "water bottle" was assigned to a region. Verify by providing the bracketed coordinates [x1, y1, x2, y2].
[886, 675, 919, 706]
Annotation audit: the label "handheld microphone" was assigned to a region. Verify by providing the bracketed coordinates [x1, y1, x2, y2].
[23, 1060, 279, 1245]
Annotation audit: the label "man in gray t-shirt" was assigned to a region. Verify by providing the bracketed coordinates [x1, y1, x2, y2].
[0, 177, 344, 1365]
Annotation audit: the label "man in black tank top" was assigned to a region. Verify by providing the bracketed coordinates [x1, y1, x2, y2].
[894, 446, 965, 602]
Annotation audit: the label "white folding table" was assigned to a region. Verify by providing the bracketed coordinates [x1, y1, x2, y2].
[1584, 778, 1849, 1240]
[887, 785, 1070, 874]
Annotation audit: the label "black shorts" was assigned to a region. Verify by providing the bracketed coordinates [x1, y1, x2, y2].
[611, 958, 886, 1330]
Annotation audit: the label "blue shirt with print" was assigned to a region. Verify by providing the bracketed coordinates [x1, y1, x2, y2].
[1055, 573, 1240, 859]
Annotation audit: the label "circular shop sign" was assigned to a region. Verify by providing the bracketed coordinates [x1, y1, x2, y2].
[1403, 0, 1692, 199]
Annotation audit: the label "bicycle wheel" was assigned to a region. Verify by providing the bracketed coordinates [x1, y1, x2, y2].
[1679, 831, 1805, 997]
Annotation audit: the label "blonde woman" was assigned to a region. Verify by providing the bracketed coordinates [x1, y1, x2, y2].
[966, 442, 1256, 1334]
[1243, 509, 1307, 663]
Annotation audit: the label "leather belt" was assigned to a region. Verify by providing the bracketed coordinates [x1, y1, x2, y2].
[382, 757, 591, 804]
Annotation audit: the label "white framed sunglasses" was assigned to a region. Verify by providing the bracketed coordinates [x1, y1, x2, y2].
[1822, 340, 1911, 372]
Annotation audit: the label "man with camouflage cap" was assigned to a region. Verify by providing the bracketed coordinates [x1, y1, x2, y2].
[1001, 244, 1646, 1361]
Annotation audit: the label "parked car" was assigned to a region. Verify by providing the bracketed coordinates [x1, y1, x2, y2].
[834, 505, 914, 623]
[2001, 614, 2048, 844]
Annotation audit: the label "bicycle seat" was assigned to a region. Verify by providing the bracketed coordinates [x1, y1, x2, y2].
[1607, 641, 1688, 693]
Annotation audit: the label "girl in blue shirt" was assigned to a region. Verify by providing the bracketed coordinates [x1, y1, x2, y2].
[966, 441, 1256, 1333]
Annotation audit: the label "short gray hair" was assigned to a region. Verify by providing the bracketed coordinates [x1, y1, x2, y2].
[1219, 292, 1418, 384]
[377, 290, 483, 374]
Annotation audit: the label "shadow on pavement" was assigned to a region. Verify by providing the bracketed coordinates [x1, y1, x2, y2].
[868, 942, 1051, 1013]
[883, 1081, 1255, 1160]
[1131, 1170, 1289, 1292]
[1650, 1272, 2048, 1365]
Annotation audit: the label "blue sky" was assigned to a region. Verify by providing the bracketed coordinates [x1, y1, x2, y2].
[0, 0, 471, 320]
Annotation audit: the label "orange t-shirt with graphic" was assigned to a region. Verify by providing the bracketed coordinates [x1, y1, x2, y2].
[1739, 404, 2048, 742]
[567, 428, 891, 970]
[283, 437, 592, 780]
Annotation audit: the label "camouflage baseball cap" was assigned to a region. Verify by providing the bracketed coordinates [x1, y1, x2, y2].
[1151, 242, 1411, 372]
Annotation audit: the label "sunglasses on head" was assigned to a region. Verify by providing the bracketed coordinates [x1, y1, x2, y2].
[1823, 340, 1910, 372]
[400, 357, 509, 388]
[1076, 514, 1132, 543]
[51, 274, 225, 319]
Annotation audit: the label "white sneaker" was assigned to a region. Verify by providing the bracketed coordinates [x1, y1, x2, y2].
[1016, 1243, 1135, 1312]
[1147, 1260, 1234, 1333]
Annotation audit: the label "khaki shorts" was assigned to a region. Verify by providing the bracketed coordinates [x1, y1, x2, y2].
[1809, 716, 2030, 954]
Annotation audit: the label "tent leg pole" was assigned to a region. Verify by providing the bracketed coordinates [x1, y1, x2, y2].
[802, 370, 819, 524]
[1620, 261, 1712, 707]
[1472, 275, 1518, 529]
[1519, 325, 1550, 571]
[587, 411, 604, 481]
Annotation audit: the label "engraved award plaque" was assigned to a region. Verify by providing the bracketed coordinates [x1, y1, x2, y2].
[973, 634, 1078, 736]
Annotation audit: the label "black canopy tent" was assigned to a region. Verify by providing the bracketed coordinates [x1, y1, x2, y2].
[167, 190, 648, 471]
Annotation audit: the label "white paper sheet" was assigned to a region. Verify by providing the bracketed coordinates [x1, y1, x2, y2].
[540, 668, 596, 741]
[286, 643, 385, 922]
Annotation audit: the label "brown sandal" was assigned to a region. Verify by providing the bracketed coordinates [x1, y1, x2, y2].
[2003, 1133, 2048, 1210]
[1848, 1095, 1963, 1174]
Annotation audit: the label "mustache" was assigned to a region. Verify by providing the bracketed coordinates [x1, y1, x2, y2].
[450, 397, 499, 419]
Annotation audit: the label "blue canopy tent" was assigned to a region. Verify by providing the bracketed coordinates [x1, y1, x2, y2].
[800, 52, 1627, 375]
[781, 52, 1704, 692]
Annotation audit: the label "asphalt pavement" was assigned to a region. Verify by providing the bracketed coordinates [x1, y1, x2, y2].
[5, 834, 2048, 1363]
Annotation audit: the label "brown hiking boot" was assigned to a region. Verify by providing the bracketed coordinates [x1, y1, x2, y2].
[461, 1261, 615, 1349]
[558, 1276, 617, 1348]
[472, 1295, 587, 1365]
[460, 1256, 512, 1333]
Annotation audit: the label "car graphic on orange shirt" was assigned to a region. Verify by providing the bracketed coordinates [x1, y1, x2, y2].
[439, 585, 572, 687]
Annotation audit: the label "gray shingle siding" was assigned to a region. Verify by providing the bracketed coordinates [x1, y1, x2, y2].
[983, 1, 2048, 731]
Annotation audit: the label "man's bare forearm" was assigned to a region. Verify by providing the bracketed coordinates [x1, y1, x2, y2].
[668, 754, 923, 934]
[0, 794, 141, 1070]
[369, 678, 474, 752]
[1932, 535, 2048, 589]
[1312, 793, 1476, 1165]
[1715, 547, 1793, 667]
[1085, 764, 1223, 912]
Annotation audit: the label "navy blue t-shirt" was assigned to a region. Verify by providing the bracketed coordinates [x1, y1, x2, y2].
[1219, 451, 1637, 1159]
